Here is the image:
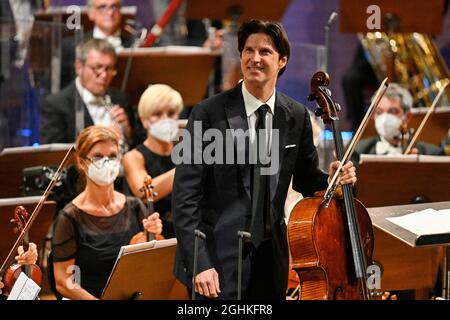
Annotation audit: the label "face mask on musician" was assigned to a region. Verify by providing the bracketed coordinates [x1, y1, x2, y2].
[149, 118, 179, 143]
[374, 113, 402, 141]
[86, 157, 120, 186]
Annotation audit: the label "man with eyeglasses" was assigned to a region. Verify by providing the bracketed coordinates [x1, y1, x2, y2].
[60, 0, 135, 88]
[40, 38, 139, 147]
[351, 83, 443, 165]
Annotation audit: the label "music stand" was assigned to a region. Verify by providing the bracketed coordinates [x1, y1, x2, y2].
[111, 47, 218, 107]
[368, 201, 450, 299]
[339, 0, 444, 34]
[0, 144, 75, 198]
[185, 0, 292, 22]
[356, 155, 450, 208]
[101, 238, 188, 300]
[0, 196, 56, 265]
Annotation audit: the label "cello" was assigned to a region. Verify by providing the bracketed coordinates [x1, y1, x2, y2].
[287, 71, 387, 300]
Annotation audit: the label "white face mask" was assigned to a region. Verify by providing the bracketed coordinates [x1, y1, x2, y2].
[149, 118, 179, 143]
[86, 157, 120, 186]
[374, 113, 402, 141]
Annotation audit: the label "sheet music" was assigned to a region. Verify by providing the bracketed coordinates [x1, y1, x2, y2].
[387, 208, 450, 236]
[7, 272, 41, 300]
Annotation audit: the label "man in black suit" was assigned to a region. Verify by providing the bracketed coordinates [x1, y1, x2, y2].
[60, 0, 134, 88]
[352, 83, 443, 164]
[40, 38, 136, 146]
[172, 20, 357, 300]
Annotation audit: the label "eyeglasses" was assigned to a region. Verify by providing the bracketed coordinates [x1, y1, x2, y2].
[94, 4, 121, 13]
[85, 156, 119, 169]
[84, 64, 117, 77]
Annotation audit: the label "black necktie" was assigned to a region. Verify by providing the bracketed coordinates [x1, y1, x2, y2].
[250, 104, 271, 248]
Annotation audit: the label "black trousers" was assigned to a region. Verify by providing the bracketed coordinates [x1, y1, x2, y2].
[242, 239, 285, 300]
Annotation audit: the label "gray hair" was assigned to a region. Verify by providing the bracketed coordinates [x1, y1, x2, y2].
[383, 83, 413, 112]
[75, 38, 117, 63]
[87, 0, 123, 7]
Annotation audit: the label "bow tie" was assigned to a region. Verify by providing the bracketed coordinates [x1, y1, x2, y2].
[375, 139, 402, 155]
[106, 36, 122, 49]
[89, 96, 107, 106]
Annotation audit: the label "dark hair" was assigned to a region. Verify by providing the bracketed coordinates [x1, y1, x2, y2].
[237, 19, 290, 77]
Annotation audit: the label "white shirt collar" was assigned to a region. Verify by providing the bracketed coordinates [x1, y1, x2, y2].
[93, 26, 122, 49]
[375, 136, 402, 155]
[75, 78, 114, 126]
[75, 77, 98, 105]
[241, 82, 276, 117]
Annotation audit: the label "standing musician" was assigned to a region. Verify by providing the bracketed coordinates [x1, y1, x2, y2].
[51, 126, 162, 300]
[351, 83, 444, 165]
[172, 19, 357, 300]
[123, 84, 182, 239]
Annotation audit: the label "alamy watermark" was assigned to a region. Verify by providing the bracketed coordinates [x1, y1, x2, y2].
[171, 121, 280, 176]
[366, 5, 381, 30]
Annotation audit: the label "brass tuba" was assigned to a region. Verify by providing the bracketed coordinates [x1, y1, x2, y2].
[360, 32, 450, 107]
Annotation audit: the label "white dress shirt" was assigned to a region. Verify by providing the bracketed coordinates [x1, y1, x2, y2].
[75, 77, 114, 127]
[375, 137, 402, 155]
[93, 26, 123, 51]
[242, 82, 276, 152]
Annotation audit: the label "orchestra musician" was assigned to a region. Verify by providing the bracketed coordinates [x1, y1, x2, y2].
[60, 0, 135, 88]
[0, 243, 38, 297]
[51, 126, 162, 300]
[171, 19, 357, 300]
[40, 38, 139, 148]
[351, 83, 444, 165]
[123, 84, 183, 239]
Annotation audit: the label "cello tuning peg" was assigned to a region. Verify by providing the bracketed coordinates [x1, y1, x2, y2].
[319, 86, 332, 97]
[153, 191, 158, 197]
[307, 93, 316, 101]
[335, 103, 341, 112]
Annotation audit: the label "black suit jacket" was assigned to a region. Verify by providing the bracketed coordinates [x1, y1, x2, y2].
[60, 31, 134, 89]
[40, 82, 137, 144]
[172, 83, 328, 299]
[351, 136, 444, 164]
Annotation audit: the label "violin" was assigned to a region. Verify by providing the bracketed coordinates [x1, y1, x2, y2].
[287, 72, 388, 300]
[130, 176, 164, 244]
[1, 206, 43, 296]
[0, 146, 74, 298]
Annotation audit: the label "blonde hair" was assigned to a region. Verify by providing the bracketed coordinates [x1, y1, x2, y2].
[138, 84, 183, 119]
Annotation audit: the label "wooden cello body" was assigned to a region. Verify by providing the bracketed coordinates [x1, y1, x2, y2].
[288, 191, 374, 300]
[287, 71, 383, 300]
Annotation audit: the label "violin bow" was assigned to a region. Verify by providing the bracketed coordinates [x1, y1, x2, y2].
[324, 78, 388, 204]
[0, 145, 74, 276]
[404, 80, 449, 155]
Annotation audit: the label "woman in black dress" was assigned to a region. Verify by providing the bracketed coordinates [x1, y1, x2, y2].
[52, 126, 162, 300]
[123, 84, 183, 239]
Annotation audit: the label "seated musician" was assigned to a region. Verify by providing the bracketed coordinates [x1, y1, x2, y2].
[51, 126, 162, 300]
[0, 243, 38, 296]
[40, 38, 142, 148]
[123, 84, 182, 239]
[352, 83, 443, 164]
